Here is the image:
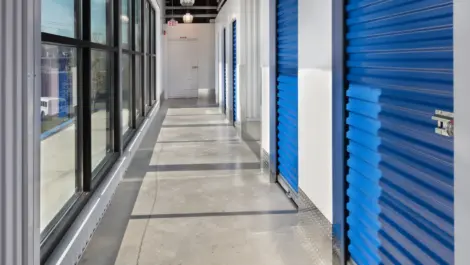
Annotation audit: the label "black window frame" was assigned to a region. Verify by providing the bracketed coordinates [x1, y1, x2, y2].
[39, 0, 158, 261]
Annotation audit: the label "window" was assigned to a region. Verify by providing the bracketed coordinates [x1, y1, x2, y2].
[135, 55, 142, 118]
[135, 0, 142, 51]
[91, 50, 113, 173]
[40, 0, 158, 260]
[122, 53, 132, 134]
[122, 0, 131, 48]
[41, 0, 76, 38]
[91, 0, 111, 44]
[40, 44, 78, 234]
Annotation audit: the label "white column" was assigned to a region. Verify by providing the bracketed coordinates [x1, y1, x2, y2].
[0, 0, 41, 264]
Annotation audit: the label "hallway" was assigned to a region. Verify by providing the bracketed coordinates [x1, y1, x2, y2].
[78, 99, 333, 265]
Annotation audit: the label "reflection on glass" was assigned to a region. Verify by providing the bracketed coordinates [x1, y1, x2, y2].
[91, 50, 112, 172]
[41, 0, 76, 37]
[152, 58, 156, 101]
[122, 54, 131, 134]
[144, 2, 149, 53]
[146, 56, 151, 107]
[121, 0, 130, 48]
[91, 0, 109, 44]
[40, 44, 77, 233]
[135, 55, 142, 117]
[135, 0, 141, 51]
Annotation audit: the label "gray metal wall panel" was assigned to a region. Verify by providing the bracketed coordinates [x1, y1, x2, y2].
[0, 0, 41, 264]
[455, 1, 470, 264]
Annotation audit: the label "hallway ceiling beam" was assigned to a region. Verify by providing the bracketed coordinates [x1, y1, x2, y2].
[167, 6, 217, 9]
[166, 13, 216, 18]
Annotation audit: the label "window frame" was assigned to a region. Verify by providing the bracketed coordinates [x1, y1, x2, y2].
[39, 0, 159, 262]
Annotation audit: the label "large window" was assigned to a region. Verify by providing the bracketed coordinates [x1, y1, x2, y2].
[40, 0, 158, 261]
[40, 44, 78, 233]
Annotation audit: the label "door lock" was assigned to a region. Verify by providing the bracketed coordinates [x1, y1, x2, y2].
[431, 110, 454, 137]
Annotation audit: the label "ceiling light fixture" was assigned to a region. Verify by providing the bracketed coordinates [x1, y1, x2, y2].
[168, 0, 178, 26]
[183, 12, 194, 23]
[180, 0, 195, 7]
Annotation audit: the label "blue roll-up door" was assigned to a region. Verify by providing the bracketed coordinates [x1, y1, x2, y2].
[232, 20, 237, 123]
[276, 0, 298, 192]
[345, 1, 454, 264]
[223, 28, 227, 114]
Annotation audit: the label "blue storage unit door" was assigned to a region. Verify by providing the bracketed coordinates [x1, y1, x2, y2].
[232, 20, 237, 123]
[345, 1, 454, 264]
[276, 0, 298, 192]
[223, 28, 227, 114]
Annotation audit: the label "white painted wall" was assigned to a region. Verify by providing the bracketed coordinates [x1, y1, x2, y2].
[150, 0, 164, 101]
[259, 0, 275, 154]
[164, 24, 215, 98]
[298, 0, 333, 222]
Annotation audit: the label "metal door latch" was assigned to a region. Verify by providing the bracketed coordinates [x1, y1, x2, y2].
[432, 110, 454, 137]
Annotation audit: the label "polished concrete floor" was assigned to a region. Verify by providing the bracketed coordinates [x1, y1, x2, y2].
[78, 99, 334, 265]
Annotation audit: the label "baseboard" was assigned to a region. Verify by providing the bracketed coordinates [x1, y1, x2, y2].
[234, 121, 242, 137]
[45, 102, 161, 265]
[261, 149, 270, 172]
[297, 189, 333, 238]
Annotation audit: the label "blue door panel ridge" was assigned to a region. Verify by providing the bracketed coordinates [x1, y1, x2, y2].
[232, 20, 237, 123]
[276, 0, 298, 192]
[345, 1, 454, 264]
[223, 28, 227, 114]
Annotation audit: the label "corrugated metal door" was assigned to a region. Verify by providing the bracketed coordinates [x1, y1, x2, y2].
[345, 1, 454, 264]
[232, 20, 237, 123]
[276, 0, 298, 192]
[223, 28, 227, 114]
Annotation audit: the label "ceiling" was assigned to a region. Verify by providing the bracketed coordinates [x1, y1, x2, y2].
[165, 0, 219, 23]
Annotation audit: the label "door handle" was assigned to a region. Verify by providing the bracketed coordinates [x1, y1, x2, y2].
[192, 66, 198, 69]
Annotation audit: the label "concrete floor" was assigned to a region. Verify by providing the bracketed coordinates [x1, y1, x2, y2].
[78, 99, 334, 265]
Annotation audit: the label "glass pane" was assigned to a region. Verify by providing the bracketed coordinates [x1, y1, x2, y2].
[135, 0, 141, 51]
[91, 50, 112, 172]
[144, 2, 149, 53]
[135, 55, 142, 117]
[122, 54, 131, 134]
[147, 56, 151, 106]
[143, 57, 148, 108]
[121, 0, 130, 48]
[152, 58, 156, 101]
[91, 0, 110, 44]
[41, 0, 76, 37]
[151, 10, 155, 54]
[40, 44, 78, 233]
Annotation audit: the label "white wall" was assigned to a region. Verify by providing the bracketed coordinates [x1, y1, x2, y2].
[150, 0, 164, 101]
[164, 24, 215, 98]
[259, 0, 275, 154]
[298, 0, 333, 222]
